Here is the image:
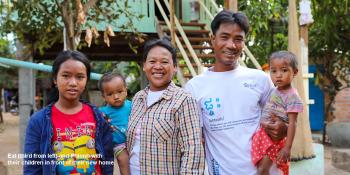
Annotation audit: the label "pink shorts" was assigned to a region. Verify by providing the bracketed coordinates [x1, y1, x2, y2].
[252, 128, 289, 175]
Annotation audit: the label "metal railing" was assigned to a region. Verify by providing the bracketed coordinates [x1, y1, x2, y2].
[0, 57, 102, 80]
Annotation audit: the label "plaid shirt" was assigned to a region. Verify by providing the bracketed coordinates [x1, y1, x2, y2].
[127, 82, 205, 174]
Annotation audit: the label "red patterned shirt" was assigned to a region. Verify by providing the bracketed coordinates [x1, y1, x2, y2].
[51, 104, 101, 175]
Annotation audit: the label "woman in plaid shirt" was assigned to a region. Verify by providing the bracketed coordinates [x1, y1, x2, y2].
[126, 37, 205, 175]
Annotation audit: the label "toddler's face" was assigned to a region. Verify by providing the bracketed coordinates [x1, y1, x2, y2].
[269, 58, 298, 90]
[102, 77, 127, 107]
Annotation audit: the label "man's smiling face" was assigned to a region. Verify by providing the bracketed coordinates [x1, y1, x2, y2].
[211, 22, 245, 71]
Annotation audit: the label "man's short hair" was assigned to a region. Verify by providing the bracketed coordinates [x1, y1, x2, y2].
[211, 10, 250, 35]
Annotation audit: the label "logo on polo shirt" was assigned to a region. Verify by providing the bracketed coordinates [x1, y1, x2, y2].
[243, 80, 257, 89]
[203, 98, 221, 117]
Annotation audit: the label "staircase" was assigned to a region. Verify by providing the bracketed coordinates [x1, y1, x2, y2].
[158, 20, 215, 79]
[154, 0, 262, 86]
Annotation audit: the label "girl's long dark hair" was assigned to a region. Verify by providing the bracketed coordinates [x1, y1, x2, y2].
[47, 50, 91, 104]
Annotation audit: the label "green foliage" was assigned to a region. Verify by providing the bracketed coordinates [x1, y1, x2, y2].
[309, 0, 350, 90]
[306, 0, 350, 119]
[0, 38, 13, 57]
[0, 0, 144, 52]
[239, 0, 289, 66]
[122, 61, 141, 97]
[0, 38, 17, 88]
[1, 1, 62, 54]
[92, 61, 141, 97]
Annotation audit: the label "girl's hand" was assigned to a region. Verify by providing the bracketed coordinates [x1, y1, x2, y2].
[276, 147, 290, 164]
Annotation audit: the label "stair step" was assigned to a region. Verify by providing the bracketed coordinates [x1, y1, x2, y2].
[183, 45, 213, 50]
[178, 63, 214, 68]
[197, 54, 215, 58]
[183, 73, 193, 78]
[177, 53, 215, 59]
[179, 37, 211, 42]
[159, 21, 206, 27]
[162, 28, 210, 35]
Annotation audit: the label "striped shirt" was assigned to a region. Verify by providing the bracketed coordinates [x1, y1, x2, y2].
[127, 82, 205, 174]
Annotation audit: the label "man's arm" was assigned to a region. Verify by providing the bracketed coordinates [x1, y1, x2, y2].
[261, 113, 288, 140]
[178, 96, 205, 175]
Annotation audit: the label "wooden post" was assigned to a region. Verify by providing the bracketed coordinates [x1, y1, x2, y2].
[300, 25, 308, 45]
[0, 87, 3, 123]
[225, 0, 238, 12]
[300, 24, 309, 106]
[170, 0, 176, 46]
[288, 0, 315, 160]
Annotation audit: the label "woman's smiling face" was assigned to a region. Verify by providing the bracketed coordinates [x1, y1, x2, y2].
[143, 46, 177, 91]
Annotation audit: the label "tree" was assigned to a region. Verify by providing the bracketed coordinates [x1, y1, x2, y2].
[0, 0, 144, 52]
[239, 0, 289, 66]
[308, 0, 350, 121]
[0, 38, 17, 88]
[92, 61, 141, 97]
[0, 38, 16, 122]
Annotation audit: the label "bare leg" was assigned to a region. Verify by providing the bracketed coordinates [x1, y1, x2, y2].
[117, 149, 130, 175]
[257, 156, 273, 175]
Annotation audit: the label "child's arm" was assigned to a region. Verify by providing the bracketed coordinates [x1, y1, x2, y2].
[276, 112, 298, 164]
[117, 149, 130, 175]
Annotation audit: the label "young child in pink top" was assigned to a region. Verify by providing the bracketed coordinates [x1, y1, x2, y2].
[252, 51, 303, 175]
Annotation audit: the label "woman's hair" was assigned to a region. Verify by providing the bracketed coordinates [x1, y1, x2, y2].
[47, 50, 91, 104]
[269, 51, 298, 70]
[142, 36, 177, 65]
[98, 72, 126, 94]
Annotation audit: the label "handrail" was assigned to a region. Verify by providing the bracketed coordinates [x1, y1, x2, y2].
[155, 0, 197, 77]
[208, 0, 220, 12]
[239, 54, 248, 67]
[198, 1, 214, 21]
[0, 56, 102, 80]
[198, 0, 262, 70]
[176, 69, 187, 86]
[163, 0, 203, 73]
[243, 45, 262, 69]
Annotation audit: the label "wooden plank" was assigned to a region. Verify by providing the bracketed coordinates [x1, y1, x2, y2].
[159, 21, 206, 27]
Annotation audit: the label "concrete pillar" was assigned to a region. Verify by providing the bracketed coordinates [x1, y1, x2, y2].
[16, 41, 35, 152]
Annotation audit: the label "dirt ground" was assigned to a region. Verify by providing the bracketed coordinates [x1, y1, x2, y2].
[0, 113, 22, 175]
[0, 113, 349, 175]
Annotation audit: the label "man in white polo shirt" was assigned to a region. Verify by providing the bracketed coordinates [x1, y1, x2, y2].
[185, 10, 287, 175]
